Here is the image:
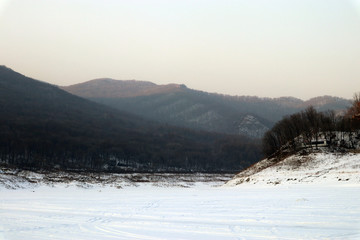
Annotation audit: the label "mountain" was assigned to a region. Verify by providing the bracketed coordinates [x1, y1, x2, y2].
[0, 66, 261, 173]
[62, 80, 274, 138]
[62, 79, 351, 138]
[64, 78, 186, 98]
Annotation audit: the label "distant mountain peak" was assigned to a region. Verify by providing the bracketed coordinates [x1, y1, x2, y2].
[62, 79, 187, 98]
[305, 95, 350, 106]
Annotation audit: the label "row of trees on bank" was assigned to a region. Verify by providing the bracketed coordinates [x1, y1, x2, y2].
[262, 93, 360, 158]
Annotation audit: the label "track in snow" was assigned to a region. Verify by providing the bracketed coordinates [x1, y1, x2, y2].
[1, 184, 360, 240]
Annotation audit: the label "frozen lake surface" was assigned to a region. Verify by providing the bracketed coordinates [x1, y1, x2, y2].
[1, 182, 359, 240]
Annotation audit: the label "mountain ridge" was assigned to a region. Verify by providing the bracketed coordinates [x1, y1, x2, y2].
[63, 78, 351, 104]
[63, 78, 187, 98]
[62, 79, 351, 138]
[0, 65, 261, 173]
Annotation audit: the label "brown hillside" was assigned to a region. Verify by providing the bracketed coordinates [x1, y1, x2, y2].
[61, 79, 186, 98]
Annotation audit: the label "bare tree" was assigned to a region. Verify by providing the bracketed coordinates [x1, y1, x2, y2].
[347, 92, 360, 131]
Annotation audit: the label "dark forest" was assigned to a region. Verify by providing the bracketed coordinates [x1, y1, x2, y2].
[0, 66, 261, 173]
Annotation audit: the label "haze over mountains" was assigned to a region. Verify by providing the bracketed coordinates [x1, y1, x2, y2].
[62, 79, 351, 139]
[0, 65, 352, 173]
[0, 66, 261, 173]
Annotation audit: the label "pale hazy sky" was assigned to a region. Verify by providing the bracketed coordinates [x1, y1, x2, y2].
[0, 0, 359, 99]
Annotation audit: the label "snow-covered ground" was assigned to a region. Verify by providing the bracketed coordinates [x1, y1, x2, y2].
[1, 152, 360, 240]
[0, 171, 231, 190]
[1, 178, 360, 239]
[226, 152, 360, 186]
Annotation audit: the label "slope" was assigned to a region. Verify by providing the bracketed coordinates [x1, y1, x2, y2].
[62, 80, 350, 138]
[63, 80, 274, 138]
[226, 152, 360, 186]
[0, 66, 261, 172]
[226, 131, 360, 186]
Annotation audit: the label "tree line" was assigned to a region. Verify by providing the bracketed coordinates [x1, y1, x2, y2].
[262, 93, 360, 158]
[0, 120, 261, 173]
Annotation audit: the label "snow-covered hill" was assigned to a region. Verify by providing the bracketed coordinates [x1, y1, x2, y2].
[226, 152, 360, 186]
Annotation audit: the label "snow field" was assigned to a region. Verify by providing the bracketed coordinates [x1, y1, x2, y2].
[1, 184, 360, 240]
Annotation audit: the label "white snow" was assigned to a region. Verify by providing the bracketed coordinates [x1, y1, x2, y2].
[1, 152, 360, 240]
[1, 178, 360, 239]
[226, 152, 360, 186]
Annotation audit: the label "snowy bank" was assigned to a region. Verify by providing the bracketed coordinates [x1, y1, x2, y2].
[226, 152, 360, 186]
[0, 170, 232, 190]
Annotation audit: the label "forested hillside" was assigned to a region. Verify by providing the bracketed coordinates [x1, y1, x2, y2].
[262, 94, 360, 158]
[63, 79, 350, 138]
[0, 66, 261, 173]
[227, 95, 360, 186]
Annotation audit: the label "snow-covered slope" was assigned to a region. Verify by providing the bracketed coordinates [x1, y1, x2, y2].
[237, 114, 269, 138]
[226, 152, 360, 186]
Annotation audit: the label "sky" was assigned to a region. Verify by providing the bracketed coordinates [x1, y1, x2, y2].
[0, 0, 359, 100]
